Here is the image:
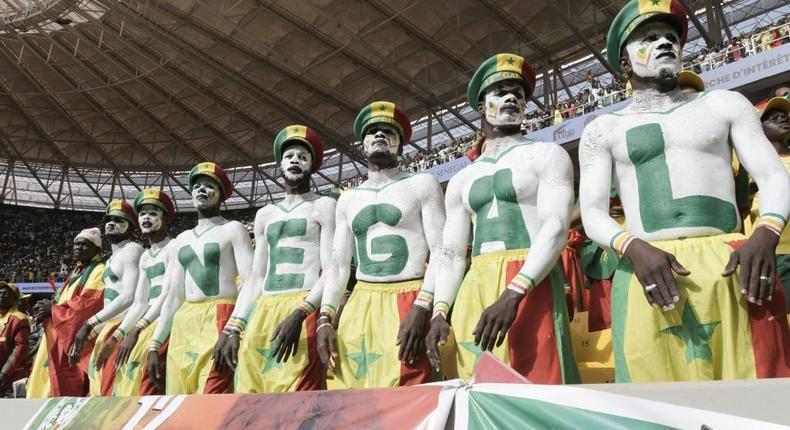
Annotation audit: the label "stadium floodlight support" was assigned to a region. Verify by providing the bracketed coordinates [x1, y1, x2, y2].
[66, 17, 285, 203]
[705, 0, 724, 45]
[676, 0, 716, 47]
[545, 0, 620, 78]
[256, 0, 479, 133]
[712, 0, 735, 41]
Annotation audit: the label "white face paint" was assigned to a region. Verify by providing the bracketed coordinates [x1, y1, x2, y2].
[280, 144, 313, 182]
[624, 21, 682, 79]
[138, 204, 165, 235]
[482, 81, 527, 127]
[191, 176, 221, 210]
[363, 123, 401, 158]
[105, 216, 130, 236]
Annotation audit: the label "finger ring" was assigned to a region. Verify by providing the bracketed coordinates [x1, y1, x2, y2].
[644, 284, 657, 292]
[760, 276, 771, 282]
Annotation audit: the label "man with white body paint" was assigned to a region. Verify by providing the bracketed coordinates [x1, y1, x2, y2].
[69, 200, 143, 396]
[580, 0, 790, 382]
[147, 162, 253, 394]
[425, 53, 579, 384]
[96, 189, 177, 396]
[215, 125, 334, 392]
[316, 101, 445, 388]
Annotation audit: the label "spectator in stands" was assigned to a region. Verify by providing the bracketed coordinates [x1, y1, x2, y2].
[0, 282, 30, 397]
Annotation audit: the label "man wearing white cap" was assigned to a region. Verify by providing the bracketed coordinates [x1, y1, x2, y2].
[27, 228, 107, 398]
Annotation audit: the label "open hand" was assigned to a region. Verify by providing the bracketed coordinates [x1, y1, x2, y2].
[115, 327, 140, 368]
[95, 337, 117, 370]
[624, 239, 689, 310]
[316, 322, 338, 372]
[722, 227, 780, 305]
[425, 314, 451, 373]
[146, 350, 165, 391]
[397, 306, 430, 364]
[474, 289, 523, 352]
[68, 324, 91, 366]
[271, 310, 306, 364]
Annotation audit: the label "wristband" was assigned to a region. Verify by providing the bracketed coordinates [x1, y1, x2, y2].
[507, 273, 535, 295]
[135, 317, 151, 332]
[317, 322, 333, 332]
[610, 231, 636, 254]
[432, 310, 447, 321]
[86, 316, 100, 328]
[224, 317, 247, 334]
[149, 339, 163, 352]
[319, 304, 336, 321]
[755, 213, 786, 237]
[432, 301, 450, 320]
[414, 290, 434, 311]
[296, 301, 315, 317]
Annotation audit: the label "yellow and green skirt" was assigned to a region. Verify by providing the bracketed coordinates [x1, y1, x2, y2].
[166, 297, 235, 394]
[334, 279, 432, 389]
[88, 318, 122, 396]
[235, 291, 323, 393]
[450, 248, 579, 384]
[113, 321, 167, 396]
[778, 254, 790, 313]
[612, 233, 790, 382]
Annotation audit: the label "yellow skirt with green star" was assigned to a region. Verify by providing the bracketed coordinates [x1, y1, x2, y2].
[88, 318, 122, 396]
[334, 279, 432, 389]
[166, 297, 235, 394]
[450, 248, 579, 384]
[612, 233, 790, 382]
[26, 335, 51, 398]
[234, 291, 323, 393]
[113, 321, 158, 396]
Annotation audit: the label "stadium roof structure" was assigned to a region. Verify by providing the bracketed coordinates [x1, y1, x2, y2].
[0, 0, 784, 211]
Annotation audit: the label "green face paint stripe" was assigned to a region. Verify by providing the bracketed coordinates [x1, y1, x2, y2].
[474, 142, 533, 164]
[102, 266, 119, 283]
[612, 258, 634, 383]
[275, 200, 308, 214]
[468, 169, 531, 256]
[548, 265, 581, 384]
[104, 288, 120, 301]
[611, 90, 712, 116]
[351, 203, 409, 276]
[626, 123, 737, 233]
[354, 173, 415, 192]
[467, 392, 676, 430]
[178, 243, 221, 297]
[264, 218, 308, 292]
[191, 223, 220, 239]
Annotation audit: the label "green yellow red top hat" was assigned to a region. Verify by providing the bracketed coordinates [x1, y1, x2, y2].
[759, 96, 790, 120]
[188, 162, 233, 201]
[677, 70, 704, 92]
[105, 199, 137, 227]
[0, 281, 19, 299]
[273, 125, 324, 173]
[354, 101, 412, 143]
[467, 53, 536, 107]
[134, 188, 176, 223]
[607, 0, 689, 75]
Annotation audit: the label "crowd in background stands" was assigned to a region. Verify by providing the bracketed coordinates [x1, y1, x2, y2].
[339, 13, 790, 189]
[0, 204, 256, 283]
[2, 15, 789, 282]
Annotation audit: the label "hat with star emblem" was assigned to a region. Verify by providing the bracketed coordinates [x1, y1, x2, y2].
[104, 200, 138, 228]
[354, 101, 412, 143]
[134, 188, 176, 223]
[467, 53, 536, 107]
[273, 125, 324, 173]
[188, 162, 233, 201]
[607, 0, 688, 75]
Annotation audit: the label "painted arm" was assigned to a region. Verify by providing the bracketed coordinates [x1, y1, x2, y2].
[729, 92, 790, 230]
[319, 196, 354, 321]
[725, 90, 790, 305]
[231, 221, 254, 286]
[150, 248, 185, 350]
[414, 175, 446, 309]
[431, 177, 471, 319]
[89, 247, 142, 324]
[303, 198, 337, 312]
[579, 119, 632, 252]
[506, 146, 573, 294]
[225, 211, 268, 333]
[113, 258, 150, 339]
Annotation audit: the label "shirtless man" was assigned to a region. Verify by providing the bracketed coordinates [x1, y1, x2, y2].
[580, 0, 790, 382]
[96, 189, 176, 396]
[216, 125, 334, 392]
[147, 162, 253, 394]
[317, 102, 445, 388]
[425, 53, 579, 384]
[69, 200, 143, 396]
